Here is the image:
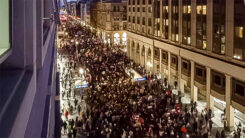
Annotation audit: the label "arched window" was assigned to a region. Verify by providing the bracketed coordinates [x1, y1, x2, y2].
[114, 33, 120, 45]
[122, 32, 127, 45]
[142, 46, 145, 56]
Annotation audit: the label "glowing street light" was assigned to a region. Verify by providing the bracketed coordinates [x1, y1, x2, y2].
[75, 41, 79, 45]
[79, 68, 84, 74]
[147, 62, 153, 67]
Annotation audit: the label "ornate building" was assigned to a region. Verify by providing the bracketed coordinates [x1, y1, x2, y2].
[127, 0, 245, 130]
[91, 0, 128, 45]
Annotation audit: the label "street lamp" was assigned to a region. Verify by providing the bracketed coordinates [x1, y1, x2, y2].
[147, 62, 153, 67]
[75, 41, 79, 45]
[79, 68, 84, 74]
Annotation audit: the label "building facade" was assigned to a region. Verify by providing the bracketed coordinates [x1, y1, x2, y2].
[127, 0, 245, 130]
[91, 0, 128, 45]
[0, 0, 59, 137]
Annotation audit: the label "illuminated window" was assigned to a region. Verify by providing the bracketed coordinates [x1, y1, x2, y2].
[234, 0, 245, 61]
[0, 0, 11, 56]
[235, 27, 243, 38]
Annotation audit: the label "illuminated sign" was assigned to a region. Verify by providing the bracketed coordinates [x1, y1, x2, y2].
[135, 78, 146, 81]
[76, 84, 89, 88]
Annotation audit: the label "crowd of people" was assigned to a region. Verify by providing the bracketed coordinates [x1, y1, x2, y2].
[58, 20, 230, 138]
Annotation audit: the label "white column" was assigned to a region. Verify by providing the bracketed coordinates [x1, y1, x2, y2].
[225, 74, 235, 131]
[178, 55, 181, 91]
[168, 52, 171, 86]
[151, 46, 154, 72]
[145, 46, 147, 70]
[206, 67, 214, 111]
[128, 39, 131, 58]
[191, 60, 197, 101]
[159, 49, 162, 75]
[139, 44, 142, 66]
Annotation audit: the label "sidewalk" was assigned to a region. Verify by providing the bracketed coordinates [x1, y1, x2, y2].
[182, 92, 245, 137]
[58, 55, 88, 138]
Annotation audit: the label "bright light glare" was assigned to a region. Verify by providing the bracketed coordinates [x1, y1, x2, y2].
[147, 62, 153, 67]
[79, 68, 84, 74]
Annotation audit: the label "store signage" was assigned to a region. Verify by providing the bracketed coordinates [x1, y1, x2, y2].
[76, 84, 89, 88]
[135, 77, 146, 81]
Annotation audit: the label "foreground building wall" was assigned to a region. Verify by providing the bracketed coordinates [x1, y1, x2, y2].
[0, 0, 59, 137]
[127, 0, 245, 130]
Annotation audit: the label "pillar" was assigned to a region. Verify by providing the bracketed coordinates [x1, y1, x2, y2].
[159, 49, 162, 74]
[191, 60, 197, 101]
[168, 52, 171, 86]
[206, 67, 214, 111]
[191, 0, 196, 47]
[225, 75, 234, 131]
[145, 46, 147, 70]
[225, 0, 234, 58]
[128, 39, 132, 58]
[178, 55, 181, 91]
[139, 44, 142, 66]
[150, 46, 154, 72]
[207, 0, 213, 52]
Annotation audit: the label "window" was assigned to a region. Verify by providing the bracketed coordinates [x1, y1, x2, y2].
[142, 17, 146, 25]
[154, 1, 161, 37]
[137, 17, 140, 24]
[196, 0, 207, 49]
[234, 0, 245, 61]
[195, 64, 206, 84]
[143, 7, 146, 12]
[142, 47, 145, 56]
[213, 0, 226, 54]
[154, 47, 160, 60]
[137, 7, 140, 12]
[211, 70, 225, 93]
[133, 16, 135, 23]
[148, 0, 152, 4]
[171, 0, 179, 42]
[162, 0, 168, 39]
[181, 59, 190, 76]
[235, 27, 243, 38]
[162, 51, 168, 64]
[148, 7, 152, 13]
[129, 7, 131, 12]
[214, 75, 221, 85]
[171, 54, 178, 69]
[234, 81, 245, 96]
[148, 18, 152, 26]
[133, 7, 135, 12]
[196, 67, 203, 77]
[128, 16, 131, 22]
[143, 0, 145, 5]
[0, 0, 11, 56]
[182, 0, 191, 45]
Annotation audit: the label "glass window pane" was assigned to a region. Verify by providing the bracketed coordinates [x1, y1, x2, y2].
[0, 0, 11, 55]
